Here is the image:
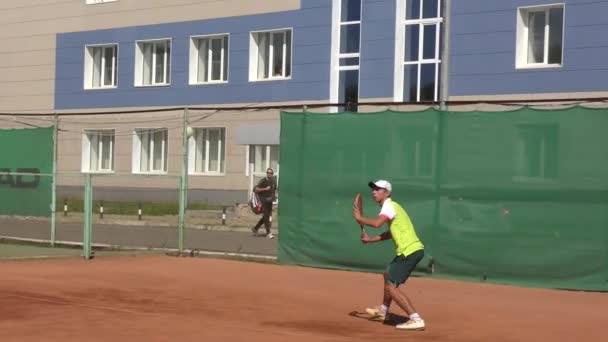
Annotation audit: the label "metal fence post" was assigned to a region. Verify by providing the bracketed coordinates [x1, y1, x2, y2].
[83, 173, 93, 259]
[51, 114, 58, 246]
[178, 175, 185, 254]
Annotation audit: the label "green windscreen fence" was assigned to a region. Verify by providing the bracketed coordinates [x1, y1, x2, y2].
[0, 126, 54, 217]
[277, 106, 608, 291]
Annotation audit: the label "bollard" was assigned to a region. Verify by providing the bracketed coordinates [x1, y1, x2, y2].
[99, 200, 104, 219]
[222, 207, 227, 225]
[63, 199, 68, 216]
[138, 201, 142, 220]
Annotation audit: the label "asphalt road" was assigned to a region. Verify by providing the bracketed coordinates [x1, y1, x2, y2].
[0, 218, 277, 257]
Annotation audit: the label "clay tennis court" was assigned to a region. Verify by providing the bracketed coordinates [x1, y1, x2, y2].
[1, 255, 606, 342]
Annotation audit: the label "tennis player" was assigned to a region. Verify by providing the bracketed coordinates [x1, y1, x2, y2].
[352, 180, 426, 331]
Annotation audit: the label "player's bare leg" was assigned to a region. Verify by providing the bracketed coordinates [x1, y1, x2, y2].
[387, 284, 425, 330]
[366, 272, 392, 321]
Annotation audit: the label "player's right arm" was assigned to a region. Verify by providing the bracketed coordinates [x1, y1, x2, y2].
[361, 230, 391, 244]
[254, 179, 271, 193]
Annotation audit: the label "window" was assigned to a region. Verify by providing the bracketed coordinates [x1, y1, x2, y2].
[84, 45, 117, 89]
[247, 145, 279, 176]
[513, 124, 559, 181]
[190, 35, 229, 84]
[330, 0, 362, 112]
[82, 130, 115, 173]
[133, 129, 168, 173]
[189, 128, 226, 174]
[86, 0, 117, 4]
[135, 40, 171, 86]
[516, 5, 564, 68]
[395, 0, 443, 102]
[250, 29, 292, 80]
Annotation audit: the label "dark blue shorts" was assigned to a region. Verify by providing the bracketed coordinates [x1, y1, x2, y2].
[385, 249, 424, 287]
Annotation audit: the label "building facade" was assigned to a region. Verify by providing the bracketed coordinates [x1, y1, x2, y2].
[1, 0, 606, 204]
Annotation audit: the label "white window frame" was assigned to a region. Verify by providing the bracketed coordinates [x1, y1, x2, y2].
[84, 44, 118, 90]
[516, 4, 565, 69]
[86, 0, 118, 4]
[249, 28, 293, 81]
[245, 145, 280, 177]
[189, 34, 229, 85]
[188, 127, 226, 175]
[330, 0, 363, 112]
[394, 0, 443, 102]
[81, 129, 115, 173]
[134, 39, 172, 87]
[132, 128, 168, 174]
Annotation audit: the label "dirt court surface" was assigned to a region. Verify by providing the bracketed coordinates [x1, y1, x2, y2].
[1, 255, 606, 342]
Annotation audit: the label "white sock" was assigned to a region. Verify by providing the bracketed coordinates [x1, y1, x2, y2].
[409, 313, 422, 320]
[380, 304, 388, 312]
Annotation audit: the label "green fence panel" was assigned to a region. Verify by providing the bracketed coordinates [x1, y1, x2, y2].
[0, 126, 54, 217]
[277, 107, 608, 291]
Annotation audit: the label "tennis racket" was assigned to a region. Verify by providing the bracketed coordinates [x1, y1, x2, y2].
[354, 193, 365, 234]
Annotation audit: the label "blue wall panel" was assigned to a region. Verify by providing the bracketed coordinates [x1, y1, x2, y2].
[359, 0, 395, 99]
[450, 0, 608, 96]
[55, 1, 332, 109]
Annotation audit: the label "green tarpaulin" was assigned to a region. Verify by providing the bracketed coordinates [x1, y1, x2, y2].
[277, 106, 608, 291]
[0, 126, 54, 217]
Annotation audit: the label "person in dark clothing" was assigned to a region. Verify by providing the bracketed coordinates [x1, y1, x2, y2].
[252, 167, 277, 238]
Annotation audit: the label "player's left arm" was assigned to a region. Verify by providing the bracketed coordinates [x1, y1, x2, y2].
[361, 230, 391, 244]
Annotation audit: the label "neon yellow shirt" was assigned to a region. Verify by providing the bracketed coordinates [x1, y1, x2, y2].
[379, 198, 424, 256]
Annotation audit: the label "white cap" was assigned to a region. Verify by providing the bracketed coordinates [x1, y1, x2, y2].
[368, 180, 392, 192]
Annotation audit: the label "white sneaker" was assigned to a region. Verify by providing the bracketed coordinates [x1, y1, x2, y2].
[396, 318, 425, 331]
[266, 233, 274, 239]
[365, 306, 387, 321]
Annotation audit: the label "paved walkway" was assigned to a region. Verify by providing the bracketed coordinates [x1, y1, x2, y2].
[0, 217, 278, 258]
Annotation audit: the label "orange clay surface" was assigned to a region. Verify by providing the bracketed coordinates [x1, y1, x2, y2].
[1, 255, 606, 342]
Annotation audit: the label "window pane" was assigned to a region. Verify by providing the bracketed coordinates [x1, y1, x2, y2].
[89, 134, 99, 171]
[152, 130, 165, 171]
[285, 31, 292, 77]
[253, 145, 266, 173]
[340, 24, 360, 54]
[211, 38, 222, 80]
[154, 42, 166, 83]
[208, 129, 220, 172]
[197, 39, 209, 82]
[339, 69, 359, 112]
[257, 33, 270, 79]
[423, 24, 437, 60]
[100, 133, 113, 170]
[548, 8, 563, 64]
[223, 36, 229, 80]
[143, 44, 153, 85]
[403, 65, 418, 101]
[272, 32, 285, 77]
[406, 0, 421, 20]
[103, 46, 114, 86]
[405, 25, 419, 62]
[420, 63, 436, 101]
[341, 0, 361, 22]
[269, 146, 279, 171]
[527, 11, 546, 64]
[140, 131, 150, 171]
[92, 47, 102, 87]
[195, 129, 205, 173]
[422, 0, 439, 19]
[165, 42, 171, 83]
[339, 57, 360, 66]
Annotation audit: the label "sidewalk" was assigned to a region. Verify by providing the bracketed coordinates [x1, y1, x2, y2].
[0, 212, 279, 258]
